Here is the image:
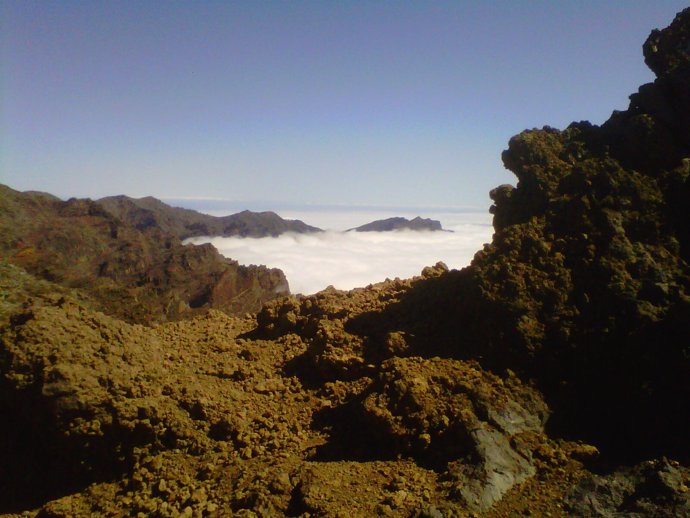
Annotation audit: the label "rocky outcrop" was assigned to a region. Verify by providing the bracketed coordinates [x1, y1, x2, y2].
[0, 297, 311, 513]
[566, 458, 690, 517]
[349, 216, 446, 232]
[97, 195, 322, 239]
[0, 278, 578, 518]
[478, 9, 690, 463]
[256, 268, 554, 512]
[357, 357, 548, 512]
[0, 185, 289, 323]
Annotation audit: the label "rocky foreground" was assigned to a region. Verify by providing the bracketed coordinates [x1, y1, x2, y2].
[2, 8, 690, 518]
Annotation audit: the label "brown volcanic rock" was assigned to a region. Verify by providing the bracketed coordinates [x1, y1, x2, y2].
[0, 185, 288, 323]
[479, 9, 690, 460]
[357, 357, 549, 511]
[256, 273, 553, 511]
[383, 8, 690, 465]
[0, 285, 562, 517]
[0, 298, 313, 514]
[644, 8, 690, 77]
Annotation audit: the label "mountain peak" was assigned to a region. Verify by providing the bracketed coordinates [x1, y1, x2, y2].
[348, 216, 446, 232]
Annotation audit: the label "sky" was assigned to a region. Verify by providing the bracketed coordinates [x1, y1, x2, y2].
[2, 1, 688, 210]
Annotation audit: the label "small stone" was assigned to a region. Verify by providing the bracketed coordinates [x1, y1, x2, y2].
[416, 506, 444, 518]
[269, 472, 292, 494]
[240, 447, 253, 459]
[148, 456, 164, 472]
[191, 487, 207, 504]
[391, 490, 408, 507]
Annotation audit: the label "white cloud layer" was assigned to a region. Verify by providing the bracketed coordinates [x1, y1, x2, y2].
[186, 211, 493, 295]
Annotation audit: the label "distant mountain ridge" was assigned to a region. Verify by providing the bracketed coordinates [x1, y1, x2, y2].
[97, 195, 322, 239]
[0, 184, 289, 323]
[349, 216, 447, 232]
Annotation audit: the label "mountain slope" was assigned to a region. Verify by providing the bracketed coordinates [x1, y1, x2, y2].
[97, 195, 322, 239]
[0, 185, 289, 323]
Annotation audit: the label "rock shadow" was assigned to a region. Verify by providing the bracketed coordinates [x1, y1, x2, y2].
[345, 270, 690, 466]
[344, 269, 522, 374]
[0, 385, 129, 513]
[308, 397, 399, 463]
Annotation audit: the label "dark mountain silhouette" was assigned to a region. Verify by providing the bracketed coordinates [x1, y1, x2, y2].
[97, 195, 322, 239]
[0, 184, 288, 323]
[348, 216, 447, 232]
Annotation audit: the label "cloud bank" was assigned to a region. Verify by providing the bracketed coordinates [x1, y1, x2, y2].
[187, 212, 492, 295]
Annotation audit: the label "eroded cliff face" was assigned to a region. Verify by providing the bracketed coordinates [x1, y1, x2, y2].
[1, 8, 690, 518]
[0, 185, 289, 323]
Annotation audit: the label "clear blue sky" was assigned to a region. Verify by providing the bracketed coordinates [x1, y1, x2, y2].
[1, 1, 687, 209]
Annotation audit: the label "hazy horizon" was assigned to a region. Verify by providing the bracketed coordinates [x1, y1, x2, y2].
[167, 198, 491, 231]
[2, 2, 688, 209]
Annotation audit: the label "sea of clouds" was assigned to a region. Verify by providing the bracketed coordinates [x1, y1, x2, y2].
[185, 209, 493, 295]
